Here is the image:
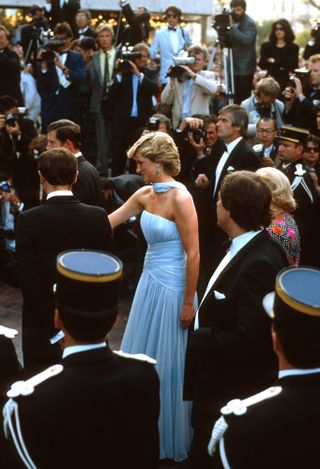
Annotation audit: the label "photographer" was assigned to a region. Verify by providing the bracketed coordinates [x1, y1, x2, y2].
[37, 21, 86, 133]
[119, 0, 151, 46]
[20, 4, 49, 66]
[108, 42, 159, 176]
[282, 77, 315, 131]
[0, 26, 23, 105]
[227, 0, 257, 104]
[161, 45, 220, 129]
[241, 76, 284, 137]
[0, 95, 38, 209]
[303, 21, 320, 61]
[150, 5, 192, 87]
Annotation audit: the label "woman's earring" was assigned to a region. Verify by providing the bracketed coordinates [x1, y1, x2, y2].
[156, 163, 161, 176]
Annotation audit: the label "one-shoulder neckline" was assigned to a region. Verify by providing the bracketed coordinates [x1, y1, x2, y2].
[143, 210, 176, 224]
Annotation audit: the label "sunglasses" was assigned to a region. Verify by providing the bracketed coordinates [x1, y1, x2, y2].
[305, 147, 319, 152]
[275, 27, 284, 31]
[167, 13, 178, 18]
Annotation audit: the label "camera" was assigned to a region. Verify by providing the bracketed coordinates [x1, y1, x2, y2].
[118, 49, 142, 73]
[182, 125, 205, 144]
[5, 107, 27, 127]
[212, 8, 232, 48]
[166, 56, 196, 81]
[39, 39, 66, 62]
[0, 180, 12, 193]
[148, 116, 161, 131]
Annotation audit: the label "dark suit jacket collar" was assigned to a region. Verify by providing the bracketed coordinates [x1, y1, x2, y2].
[45, 194, 79, 204]
[61, 346, 114, 367]
[214, 230, 269, 285]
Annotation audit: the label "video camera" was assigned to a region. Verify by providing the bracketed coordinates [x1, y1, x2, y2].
[38, 30, 66, 62]
[212, 8, 232, 48]
[166, 56, 196, 82]
[118, 47, 142, 73]
[148, 116, 161, 131]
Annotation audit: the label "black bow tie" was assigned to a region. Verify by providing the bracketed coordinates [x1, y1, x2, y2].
[168, 27, 177, 31]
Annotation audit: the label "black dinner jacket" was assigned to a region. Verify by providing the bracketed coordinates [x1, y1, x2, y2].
[4, 347, 160, 469]
[214, 373, 320, 469]
[74, 155, 104, 207]
[74, 26, 97, 40]
[16, 195, 113, 338]
[184, 231, 287, 407]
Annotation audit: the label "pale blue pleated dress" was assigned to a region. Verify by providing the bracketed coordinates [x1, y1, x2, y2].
[120, 182, 195, 462]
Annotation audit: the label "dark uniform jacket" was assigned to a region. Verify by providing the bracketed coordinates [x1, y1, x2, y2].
[74, 154, 104, 207]
[16, 195, 113, 372]
[4, 347, 160, 469]
[213, 372, 320, 469]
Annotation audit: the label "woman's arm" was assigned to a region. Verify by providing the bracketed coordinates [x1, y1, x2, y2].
[174, 192, 200, 328]
[108, 188, 145, 229]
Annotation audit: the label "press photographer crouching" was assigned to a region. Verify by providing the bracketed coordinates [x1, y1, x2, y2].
[0, 95, 38, 209]
[161, 45, 221, 130]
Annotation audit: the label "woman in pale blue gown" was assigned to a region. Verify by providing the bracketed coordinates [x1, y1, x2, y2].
[109, 132, 199, 462]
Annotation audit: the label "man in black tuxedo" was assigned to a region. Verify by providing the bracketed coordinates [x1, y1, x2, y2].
[16, 148, 113, 373]
[37, 21, 86, 132]
[20, 5, 49, 65]
[184, 170, 287, 469]
[119, 0, 151, 46]
[3, 249, 159, 469]
[209, 266, 320, 469]
[195, 104, 260, 279]
[73, 9, 96, 40]
[277, 125, 319, 265]
[108, 42, 159, 175]
[47, 119, 104, 207]
[47, 0, 80, 33]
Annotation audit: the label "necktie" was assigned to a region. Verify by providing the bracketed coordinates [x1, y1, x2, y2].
[103, 52, 109, 95]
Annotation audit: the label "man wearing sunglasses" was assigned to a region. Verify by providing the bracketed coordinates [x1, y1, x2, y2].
[150, 5, 192, 86]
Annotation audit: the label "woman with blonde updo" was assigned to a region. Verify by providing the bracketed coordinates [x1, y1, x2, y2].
[109, 131, 199, 462]
[257, 167, 300, 265]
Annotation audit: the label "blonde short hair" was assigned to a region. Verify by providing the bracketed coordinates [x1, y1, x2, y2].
[256, 167, 297, 215]
[127, 132, 180, 177]
[96, 22, 114, 38]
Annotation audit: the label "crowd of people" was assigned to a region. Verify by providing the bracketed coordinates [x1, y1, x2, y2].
[0, 0, 320, 468]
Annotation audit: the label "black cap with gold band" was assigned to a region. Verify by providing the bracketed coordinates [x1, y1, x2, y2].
[55, 250, 123, 315]
[263, 266, 320, 346]
[277, 126, 309, 146]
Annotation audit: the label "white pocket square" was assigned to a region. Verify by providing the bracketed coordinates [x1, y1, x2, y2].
[214, 290, 226, 300]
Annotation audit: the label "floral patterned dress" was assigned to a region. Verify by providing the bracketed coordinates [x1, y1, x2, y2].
[267, 213, 301, 266]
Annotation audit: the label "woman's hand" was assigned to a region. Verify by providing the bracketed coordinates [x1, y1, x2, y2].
[180, 303, 195, 329]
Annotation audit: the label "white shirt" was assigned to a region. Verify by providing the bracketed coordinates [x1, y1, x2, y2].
[63, 342, 106, 359]
[279, 368, 320, 379]
[194, 230, 262, 330]
[46, 189, 73, 200]
[168, 27, 179, 55]
[213, 136, 242, 197]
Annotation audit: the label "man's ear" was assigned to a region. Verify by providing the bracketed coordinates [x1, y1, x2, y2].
[38, 170, 45, 185]
[271, 325, 283, 355]
[73, 170, 79, 185]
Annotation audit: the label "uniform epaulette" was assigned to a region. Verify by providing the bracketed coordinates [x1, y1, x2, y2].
[221, 385, 283, 417]
[0, 325, 18, 339]
[7, 364, 63, 398]
[207, 386, 282, 457]
[114, 350, 157, 365]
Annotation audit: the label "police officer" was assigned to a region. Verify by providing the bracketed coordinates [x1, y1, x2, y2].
[3, 250, 160, 469]
[208, 266, 320, 469]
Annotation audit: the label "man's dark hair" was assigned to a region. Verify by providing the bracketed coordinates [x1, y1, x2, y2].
[164, 5, 182, 19]
[76, 8, 92, 20]
[0, 95, 18, 113]
[30, 4, 44, 16]
[203, 115, 218, 127]
[47, 120, 81, 149]
[230, 0, 246, 9]
[273, 314, 320, 368]
[257, 116, 277, 131]
[58, 306, 117, 342]
[38, 148, 77, 186]
[80, 36, 97, 51]
[220, 171, 272, 230]
[54, 21, 73, 39]
[219, 104, 248, 137]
